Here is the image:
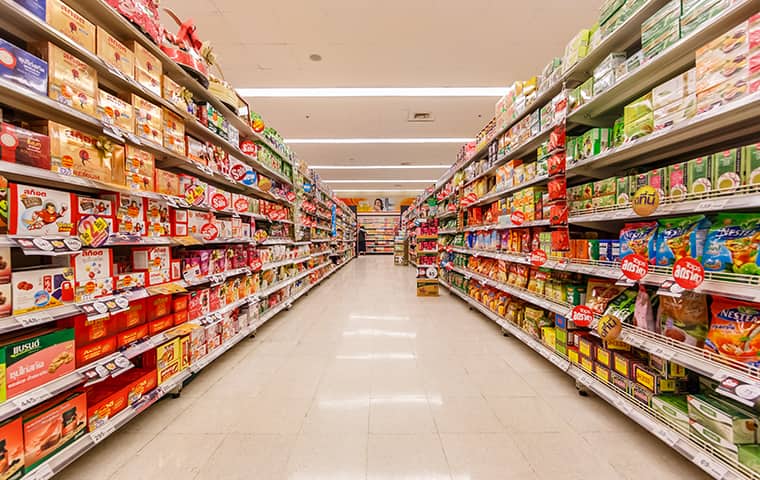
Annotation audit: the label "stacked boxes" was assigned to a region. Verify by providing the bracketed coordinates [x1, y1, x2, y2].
[600, 0, 648, 37]
[563, 29, 592, 72]
[623, 93, 654, 142]
[652, 69, 697, 130]
[641, 0, 682, 61]
[593, 52, 627, 95]
[681, 0, 735, 37]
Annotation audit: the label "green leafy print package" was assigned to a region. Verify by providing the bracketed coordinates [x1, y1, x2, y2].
[703, 214, 760, 275]
[655, 215, 711, 266]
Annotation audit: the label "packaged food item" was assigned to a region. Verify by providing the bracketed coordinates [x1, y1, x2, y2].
[9, 183, 75, 236]
[22, 390, 86, 470]
[154, 169, 179, 197]
[712, 148, 743, 192]
[620, 221, 658, 263]
[658, 292, 709, 347]
[162, 109, 185, 155]
[687, 155, 712, 194]
[668, 162, 688, 200]
[74, 334, 115, 366]
[705, 296, 760, 367]
[131, 246, 171, 286]
[633, 285, 657, 332]
[585, 278, 626, 315]
[96, 27, 134, 79]
[130, 41, 161, 96]
[122, 145, 154, 192]
[744, 143, 760, 186]
[688, 394, 759, 444]
[703, 213, 760, 275]
[34, 42, 97, 116]
[97, 89, 134, 133]
[740, 444, 760, 476]
[132, 94, 162, 145]
[0, 416, 23, 480]
[70, 248, 113, 301]
[0, 123, 51, 170]
[0, 37, 48, 96]
[48, 122, 120, 183]
[46, 0, 95, 52]
[652, 395, 690, 432]
[647, 167, 668, 199]
[655, 215, 710, 266]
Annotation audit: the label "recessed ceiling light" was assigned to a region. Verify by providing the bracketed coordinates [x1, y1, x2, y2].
[311, 165, 449, 169]
[309, 54, 322, 61]
[285, 138, 473, 144]
[324, 180, 435, 184]
[236, 87, 507, 97]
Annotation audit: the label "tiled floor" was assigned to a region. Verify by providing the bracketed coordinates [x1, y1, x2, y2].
[58, 256, 710, 480]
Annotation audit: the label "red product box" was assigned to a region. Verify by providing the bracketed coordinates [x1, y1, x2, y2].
[60, 313, 115, 346]
[23, 391, 87, 470]
[173, 309, 188, 325]
[122, 368, 157, 405]
[115, 271, 146, 292]
[9, 183, 76, 236]
[100, 192, 147, 236]
[145, 294, 171, 321]
[170, 208, 188, 237]
[75, 335, 116, 366]
[0, 417, 23, 480]
[172, 295, 188, 312]
[183, 292, 202, 320]
[171, 259, 181, 281]
[85, 383, 127, 431]
[131, 246, 171, 286]
[70, 247, 114, 302]
[148, 314, 174, 335]
[116, 323, 149, 347]
[0, 123, 51, 169]
[112, 298, 146, 331]
[209, 284, 222, 312]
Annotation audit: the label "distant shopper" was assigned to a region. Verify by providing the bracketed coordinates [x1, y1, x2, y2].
[358, 226, 367, 255]
[374, 198, 385, 211]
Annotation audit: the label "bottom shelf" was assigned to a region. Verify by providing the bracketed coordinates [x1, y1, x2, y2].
[439, 279, 753, 480]
[21, 257, 353, 480]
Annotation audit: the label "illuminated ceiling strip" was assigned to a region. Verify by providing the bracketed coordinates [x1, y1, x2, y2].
[236, 87, 507, 97]
[324, 180, 436, 184]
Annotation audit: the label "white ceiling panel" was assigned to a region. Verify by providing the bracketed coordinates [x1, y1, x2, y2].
[289, 143, 463, 166]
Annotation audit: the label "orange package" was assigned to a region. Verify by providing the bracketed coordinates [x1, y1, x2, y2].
[705, 297, 760, 367]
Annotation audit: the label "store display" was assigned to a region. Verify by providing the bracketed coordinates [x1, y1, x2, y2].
[358, 213, 398, 254]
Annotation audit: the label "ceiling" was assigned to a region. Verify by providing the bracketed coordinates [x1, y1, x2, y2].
[163, 0, 601, 194]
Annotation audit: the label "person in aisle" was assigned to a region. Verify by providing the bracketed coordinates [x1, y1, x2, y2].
[358, 225, 367, 255]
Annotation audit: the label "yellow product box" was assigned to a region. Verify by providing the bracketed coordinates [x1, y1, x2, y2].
[97, 89, 134, 133]
[96, 27, 134, 80]
[123, 145, 155, 192]
[131, 41, 162, 96]
[162, 108, 186, 156]
[541, 326, 556, 350]
[595, 362, 611, 383]
[132, 94, 162, 145]
[36, 43, 97, 116]
[634, 364, 677, 394]
[580, 354, 594, 373]
[47, 0, 95, 52]
[162, 75, 186, 111]
[156, 337, 182, 385]
[48, 121, 120, 183]
[568, 346, 580, 365]
[595, 347, 611, 368]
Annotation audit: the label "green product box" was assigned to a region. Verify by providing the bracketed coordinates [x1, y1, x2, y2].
[711, 148, 742, 191]
[555, 327, 568, 346]
[681, 0, 731, 37]
[600, 0, 626, 25]
[536, 156, 548, 177]
[565, 284, 585, 305]
[688, 155, 712, 194]
[594, 177, 616, 197]
[569, 87, 583, 112]
[624, 115, 654, 142]
[667, 162, 688, 200]
[652, 395, 690, 432]
[602, 0, 648, 35]
[641, 0, 682, 43]
[649, 353, 687, 378]
[571, 200, 593, 213]
[643, 29, 681, 60]
[612, 117, 625, 146]
[624, 93, 653, 126]
[690, 421, 739, 461]
[687, 394, 759, 444]
[567, 184, 583, 201]
[616, 176, 630, 204]
[593, 195, 617, 209]
[581, 128, 612, 159]
[580, 182, 594, 200]
[742, 143, 760, 186]
[555, 343, 568, 357]
[626, 50, 644, 72]
[739, 445, 760, 476]
[588, 239, 601, 260]
[630, 172, 649, 193]
[580, 78, 594, 104]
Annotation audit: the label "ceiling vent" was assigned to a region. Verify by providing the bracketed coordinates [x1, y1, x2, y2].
[408, 111, 434, 122]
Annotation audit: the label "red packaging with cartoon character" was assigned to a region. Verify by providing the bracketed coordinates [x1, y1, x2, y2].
[9, 183, 75, 236]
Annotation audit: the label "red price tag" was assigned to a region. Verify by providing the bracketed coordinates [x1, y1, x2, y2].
[446, 246, 454, 253]
[444, 263, 453, 271]
[530, 249, 547, 267]
[570, 305, 594, 328]
[672, 257, 704, 290]
[511, 211, 525, 226]
[200, 222, 219, 241]
[286, 191, 296, 202]
[620, 254, 649, 281]
[250, 257, 263, 272]
[254, 230, 269, 243]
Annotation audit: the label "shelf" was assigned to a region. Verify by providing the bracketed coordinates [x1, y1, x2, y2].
[436, 211, 458, 220]
[437, 229, 458, 235]
[260, 256, 311, 271]
[464, 219, 551, 231]
[468, 174, 550, 208]
[569, 91, 760, 179]
[568, 0, 760, 127]
[440, 279, 755, 480]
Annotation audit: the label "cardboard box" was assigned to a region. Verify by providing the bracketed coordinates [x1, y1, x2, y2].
[162, 108, 185, 155]
[130, 41, 161, 96]
[690, 419, 739, 461]
[154, 169, 180, 197]
[96, 27, 134, 80]
[0, 123, 51, 170]
[22, 391, 86, 470]
[46, 0, 95, 52]
[48, 121, 119, 183]
[652, 395, 690, 432]
[0, 38, 48, 96]
[712, 148, 742, 191]
[101, 192, 146, 236]
[132, 94, 162, 145]
[131, 246, 171, 286]
[11, 267, 74, 315]
[2, 328, 74, 400]
[0, 416, 23, 480]
[631, 382, 655, 406]
[156, 337, 182, 384]
[148, 314, 174, 335]
[145, 294, 171, 322]
[37, 43, 97, 116]
[688, 394, 759, 444]
[688, 155, 712, 194]
[739, 444, 760, 476]
[75, 335, 115, 366]
[70, 248, 113, 302]
[97, 89, 134, 133]
[116, 323, 148, 348]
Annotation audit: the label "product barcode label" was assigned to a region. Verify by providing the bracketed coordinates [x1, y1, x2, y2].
[16, 312, 53, 328]
[696, 200, 728, 212]
[90, 423, 116, 444]
[13, 388, 53, 411]
[693, 453, 728, 479]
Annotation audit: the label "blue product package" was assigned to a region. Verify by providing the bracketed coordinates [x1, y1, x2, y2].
[13, 0, 45, 19]
[555, 314, 568, 329]
[703, 213, 760, 275]
[655, 215, 711, 266]
[620, 222, 658, 263]
[0, 37, 48, 96]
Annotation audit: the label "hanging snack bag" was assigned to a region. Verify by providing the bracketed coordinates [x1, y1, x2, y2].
[658, 292, 709, 347]
[586, 278, 626, 315]
[703, 213, 760, 275]
[620, 221, 658, 263]
[655, 215, 711, 266]
[705, 296, 760, 367]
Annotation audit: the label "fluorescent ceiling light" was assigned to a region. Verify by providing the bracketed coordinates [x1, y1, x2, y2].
[333, 189, 423, 193]
[324, 179, 435, 184]
[286, 138, 472, 144]
[312, 165, 449, 169]
[237, 87, 507, 97]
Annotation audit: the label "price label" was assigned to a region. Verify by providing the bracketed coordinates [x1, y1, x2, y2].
[13, 388, 53, 411]
[673, 257, 704, 290]
[613, 396, 632, 414]
[577, 374, 594, 387]
[650, 345, 675, 360]
[654, 427, 678, 446]
[530, 249, 547, 267]
[620, 254, 649, 281]
[24, 463, 54, 480]
[696, 199, 728, 212]
[550, 355, 570, 371]
[90, 423, 116, 444]
[693, 453, 728, 478]
[16, 312, 54, 328]
[510, 211, 525, 226]
[570, 305, 594, 328]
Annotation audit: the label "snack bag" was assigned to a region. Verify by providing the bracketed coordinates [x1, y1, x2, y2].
[705, 296, 760, 367]
[655, 215, 711, 266]
[703, 213, 760, 275]
[620, 222, 658, 263]
[586, 278, 626, 315]
[658, 292, 709, 347]
[632, 285, 657, 332]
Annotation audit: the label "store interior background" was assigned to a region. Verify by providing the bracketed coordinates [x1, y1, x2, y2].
[161, 0, 600, 199]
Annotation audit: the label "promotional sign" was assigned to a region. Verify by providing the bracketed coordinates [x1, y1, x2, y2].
[331, 205, 337, 236]
[511, 211, 525, 226]
[570, 305, 594, 328]
[620, 254, 649, 281]
[632, 186, 660, 217]
[673, 257, 705, 290]
[530, 249, 547, 267]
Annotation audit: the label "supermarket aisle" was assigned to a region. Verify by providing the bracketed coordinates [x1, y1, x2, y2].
[58, 256, 709, 480]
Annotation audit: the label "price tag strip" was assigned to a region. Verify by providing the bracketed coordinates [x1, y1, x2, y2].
[13, 237, 82, 256]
